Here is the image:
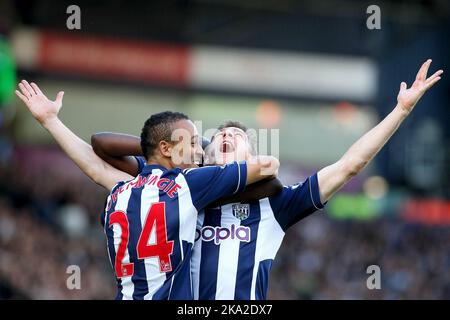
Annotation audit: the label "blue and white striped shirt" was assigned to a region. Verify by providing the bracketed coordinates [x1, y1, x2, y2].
[191, 173, 325, 300]
[101, 161, 247, 300]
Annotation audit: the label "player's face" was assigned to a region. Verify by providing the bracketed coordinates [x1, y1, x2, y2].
[206, 127, 252, 165]
[169, 119, 203, 169]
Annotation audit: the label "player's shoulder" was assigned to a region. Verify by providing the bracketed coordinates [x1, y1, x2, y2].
[269, 183, 303, 197]
[139, 164, 184, 179]
[181, 163, 226, 175]
[267, 182, 306, 210]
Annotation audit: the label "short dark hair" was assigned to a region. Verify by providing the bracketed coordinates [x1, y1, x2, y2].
[140, 111, 189, 159]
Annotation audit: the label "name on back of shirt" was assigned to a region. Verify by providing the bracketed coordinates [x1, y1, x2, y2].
[111, 173, 182, 202]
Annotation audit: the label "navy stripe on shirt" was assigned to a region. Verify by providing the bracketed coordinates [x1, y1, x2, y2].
[127, 185, 149, 300]
[255, 259, 273, 300]
[167, 240, 194, 299]
[234, 201, 261, 300]
[159, 186, 180, 299]
[198, 208, 222, 300]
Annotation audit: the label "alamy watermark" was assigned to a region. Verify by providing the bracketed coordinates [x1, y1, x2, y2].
[66, 5, 81, 30]
[168, 121, 280, 175]
[66, 265, 81, 290]
[366, 5, 381, 30]
[366, 264, 381, 290]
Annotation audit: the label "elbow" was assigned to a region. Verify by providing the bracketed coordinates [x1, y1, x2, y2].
[90, 172, 102, 186]
[91, 133, 100, 153]
[272, 178, 283, 194]
[86, 164, 103, 186]
[91, 132, 107, 155]
[341, 156, 368, 178]
[88, 165, 109, 188]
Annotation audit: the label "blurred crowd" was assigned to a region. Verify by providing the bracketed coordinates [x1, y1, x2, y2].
[0, 147, 115, 299]
[270, 215, 450, 299]
[0, 147, 449, 299]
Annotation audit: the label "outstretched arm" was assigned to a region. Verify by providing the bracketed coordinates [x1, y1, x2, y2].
[318, 59, 443, 203]
[15, 80, 133, 190]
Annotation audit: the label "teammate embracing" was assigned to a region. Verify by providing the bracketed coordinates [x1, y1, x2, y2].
[90, 59, 443, 299]
[15, 82, 280, 300]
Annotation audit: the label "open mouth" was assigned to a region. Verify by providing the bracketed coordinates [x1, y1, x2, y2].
[221, 141, 235, 153]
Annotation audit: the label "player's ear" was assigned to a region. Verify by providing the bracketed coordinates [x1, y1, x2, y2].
[159, 140, 173, 158]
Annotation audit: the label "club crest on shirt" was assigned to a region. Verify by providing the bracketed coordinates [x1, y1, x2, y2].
[232, 204, 250, 221]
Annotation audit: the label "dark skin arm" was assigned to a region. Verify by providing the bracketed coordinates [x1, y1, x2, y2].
[91, 132, 283, 203]
[91, 132, 143, 177]
[208, 176, 283, 207]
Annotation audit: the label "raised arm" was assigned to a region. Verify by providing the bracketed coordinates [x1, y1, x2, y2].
[91, 132, 142, 177]
[15, 80, 133, 190]
[318, 59, 443, 203]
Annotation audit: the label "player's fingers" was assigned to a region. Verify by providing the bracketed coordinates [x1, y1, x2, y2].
[400, 82, 407, 91]
[18, 82, 31, 98]
[424, 76, 441, 90]
[416, 59, 432, 81]
[22, 80, 36, 96]
[15, 90, 29, 104]
[426, 69, 444, 83]
[30, 82, 44, 95]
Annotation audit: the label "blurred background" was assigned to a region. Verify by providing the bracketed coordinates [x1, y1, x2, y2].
[0, 0, 449, 299]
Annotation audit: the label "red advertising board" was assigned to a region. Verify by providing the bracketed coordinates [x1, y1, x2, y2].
[38, 31, 190, 86]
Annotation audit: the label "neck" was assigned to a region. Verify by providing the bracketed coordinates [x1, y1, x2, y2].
[146, 155, 173, 170]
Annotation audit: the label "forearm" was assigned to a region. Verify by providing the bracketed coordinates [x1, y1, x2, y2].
[43, 118, 128, 189]
[91, 132, 142, 176]
[341, 104, 408, 173]
[92, 132, 142, 157]
[318, 59, 443, 203]
[318, 104, 409, 202]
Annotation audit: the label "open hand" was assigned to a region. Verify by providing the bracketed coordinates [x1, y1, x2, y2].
[15, 80, 64, 126]
[397, 59, 443, 114]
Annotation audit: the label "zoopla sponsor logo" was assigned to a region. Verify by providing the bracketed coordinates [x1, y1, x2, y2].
[195, 224, 251, 244]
